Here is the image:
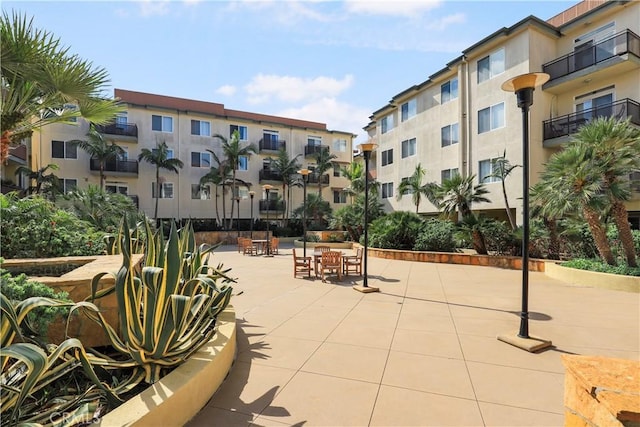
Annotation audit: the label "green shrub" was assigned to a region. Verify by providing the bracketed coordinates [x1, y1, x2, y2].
[561, 258, 640, 276]
[367, 211, 423, 250]
[414, 219, 457, 252]
[482, 219, 519, 256]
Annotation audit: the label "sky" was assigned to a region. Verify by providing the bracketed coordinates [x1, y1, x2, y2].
[4, 0, 577, 143]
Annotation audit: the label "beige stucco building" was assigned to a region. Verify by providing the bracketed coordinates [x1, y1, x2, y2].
[364, 0, 639, 228]
[23, 89, 355, 224]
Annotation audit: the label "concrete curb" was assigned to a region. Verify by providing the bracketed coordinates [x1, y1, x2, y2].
[544, 262, 640, 293]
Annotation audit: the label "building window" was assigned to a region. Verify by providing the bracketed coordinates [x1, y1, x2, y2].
[230, 124, 248, 140]
[152, 182, 174, 199]
[333, 138, 347, 152]
[478, 103, 505, 134]
[59, 178, 77, 193]
[191, 184, 211, 200]
[381, 182, 394, 199]
[441, 123, 459, 147]
[477, 48, 505, 83]
[401, 99, 417, 122]
[400, 177, 413, 195]
[106, 184, 128, 195]
[441, 168, 459, 183]
[308, 136, 322, 146]
[401, 138, 416, 158]
[333, 163, 341, 177]
[151, 115, 173, 132]
[238, 155, 249, 171]
[191, 120, 211, 136]
[333, 190, 347, 204]
[381, 114, 394, 134]
[51, 140, 77, 159]
[191, 151, 211, 168]
[441, 78, 458, 103]
[152, 148, 174, 159]
[381, 149, 393, 166]
[479, 159, 501, 183]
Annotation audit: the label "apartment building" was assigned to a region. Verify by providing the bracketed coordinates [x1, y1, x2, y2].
[365, 0, 640, 228]
[27, 89, 355, 223]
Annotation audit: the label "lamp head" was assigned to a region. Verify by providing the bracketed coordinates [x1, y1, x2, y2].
[298, 168, 310, 176]
[501, 72, 550, 109]
[249, 190, 255, 198]
[358, 142, 378, 153]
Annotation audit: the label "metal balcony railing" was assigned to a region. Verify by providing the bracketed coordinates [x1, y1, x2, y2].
[259, 169, 283, 182]
[542, 30, 640, 81]
[304, 144, 329, 157]
[259, 199, 285, 212]
[259, 139, 286, 151]
[543, 98, 640, 141]
[307, 173, 329, 185]
[90, 158, 139, 174]
[94, 122, 138, 138]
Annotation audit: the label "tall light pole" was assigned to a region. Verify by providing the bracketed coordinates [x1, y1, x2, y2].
[263, 184, 273, 257]
[249, 190, 255, 239]
[353, 142, 379, 294]
[298, 168, 310, 258]
[498, 72, 552, 352]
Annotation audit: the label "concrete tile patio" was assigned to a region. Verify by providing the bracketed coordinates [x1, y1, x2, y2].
[187, 243, 639, 427]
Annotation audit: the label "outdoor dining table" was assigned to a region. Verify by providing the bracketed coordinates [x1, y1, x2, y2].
[313, 249, 344, 277]
[252, 239, 269, 255]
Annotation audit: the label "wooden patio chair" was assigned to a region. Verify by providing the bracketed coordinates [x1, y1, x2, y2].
[293, 248, 312, 278]
[313, 245, 331, 277]
[270, 237, 280, 255]
[319, 251, 342, 283]
[241, 238, 258, 256]
[343, 247, 363, 276]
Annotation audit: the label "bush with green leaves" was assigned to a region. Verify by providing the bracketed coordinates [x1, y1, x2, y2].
[414, 218, 457, 252]
[0, 194, 106, 259]
[367, 211, 423, 250]
[482, 219, 519, 256]
[561, 258, 640, 276]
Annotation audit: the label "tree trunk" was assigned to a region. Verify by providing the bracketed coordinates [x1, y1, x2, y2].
[502, 180, 516, 230]
[100, 164, 105, 191]
[611, 200, 637, 267]
[154, 168, 160, 220]
[545, 217, 561, 260]
[583, 206, 616, 265]
[472, 229, 488, 255]
[214, 186, 221, 227]
[221, 185, 227, 231]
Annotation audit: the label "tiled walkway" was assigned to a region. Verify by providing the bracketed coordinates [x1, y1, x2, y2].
[187, 244, 639, 426]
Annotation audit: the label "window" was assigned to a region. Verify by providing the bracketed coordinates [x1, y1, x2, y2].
[575, 89, 614, 121]
[381, 114, 394, 134]
[441, 168, 459, 183]
[152, 182, 174, 199]
[381, 149, 393, 166]
[151, 115, 173, 132]
[400, 177, 413, 195]
[191, 151, 211, 168]
[441, 123, 459, 147]
[115, 113, 128, 127]
[333, 163, 341, 177]
[152, 148, 174, 159]
[106, 184, 128, 195]
[401, 138, 416, 158]
[401, 99, 417, 122]
[478, 103, 504, 134]
[333, 138, 347, 152]
[441, 78, 458, 103]
[333, 190, 347, 204]
[477, 48, 505, 83]
[63, 103, 79, 123]
[479, 159, 501, 183]
[238, 155, 249, 171]
[60, 179, 77, 193]
[191, 184, 211, 200]
[51, 140, 77, 159]
[308, 136, 322, 146]
[230, 125, 248, 141]
[191, 120, 211, 136]
[381, 182, 394, 199]
[574, 22, 615, 69]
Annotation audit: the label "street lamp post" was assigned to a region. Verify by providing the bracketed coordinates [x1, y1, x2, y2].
[498, 72, 552, 352]
[249, 190, 255, 239]
[263, 184, 273, 257]
[353, 142, 379, 294]
[298, 169, 310, 258]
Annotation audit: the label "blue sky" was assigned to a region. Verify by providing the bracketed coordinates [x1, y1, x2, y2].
[5, 0, 576, 143]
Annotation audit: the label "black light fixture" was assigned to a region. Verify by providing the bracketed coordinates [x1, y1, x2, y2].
[262, 184, 273, 257]
[498, 72, 552, 352]
[298, 168, 310, 258]
[249, 190, 255, 239]
[353, 142, 379, 294]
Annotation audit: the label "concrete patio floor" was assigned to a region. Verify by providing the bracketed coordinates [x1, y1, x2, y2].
[187, 243, 639, 427]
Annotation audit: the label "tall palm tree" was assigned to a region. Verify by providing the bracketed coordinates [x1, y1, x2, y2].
[269, 147, 301, 223]
[138, 141, 184, 220]
[200, 150, 230, 228]
[15, 163, 60, 196]
[312, 148, 337, 200]
[215, 130, 257, 227]
[69, 125, 125, 190]
[485, 150, 519, 230]
[340, 162, 365, 202]
[1, 12, 123, 162]
[396, 163, 439, 214]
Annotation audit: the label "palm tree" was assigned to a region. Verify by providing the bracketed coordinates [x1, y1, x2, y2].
[269, 147, 301, 223]
[1, 12, 123, 162]
[200, 150, 230, 228]
[15, 163, 60, 196]
[312, 148, 337, 200]
[485, 150, 519, 230]
[396, 163, 439, 214]
[138, 141, 184, 220]
[340, 162, 365, 202]
[69, 125, 125, 190]
[215, 130, 257, 227]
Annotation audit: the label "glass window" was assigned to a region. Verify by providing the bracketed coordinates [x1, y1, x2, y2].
[191, 184, 211, 200]
[230, 125, 248, 140]
[441, 78, 458, 103]
[238, 155, 249, 171]
[191, 152, 211, 168]
[401, 99, 417, 122]
[477, 48, 505, 83]
[401, 138, 416, 158]
[381, 114, 394, 134]
[51, 140, 77, 159]
[106, 184, 128, 194]
[191, 120, 211, 136]
[308, 136, 322, 146]
[381, 182, 394, 199]
[440, 168, 459, 183]
[441, 123, 459, 147]
[479, 159, 501, 183]
[152, 182, 174, 199]
[333, 190, 347, 204]
[400, 177, 413, 195]
[333, 138, 347, 152]
[478, 103, 504, 134]
[382, 149, 393, 166]
[60, 178, 77, 193]
[333, 163, 341, 177]
[152, 115, 173, 132]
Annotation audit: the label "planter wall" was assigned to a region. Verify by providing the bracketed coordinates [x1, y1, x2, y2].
[195, 231, 270, 246]
[545, 262, 639, 293]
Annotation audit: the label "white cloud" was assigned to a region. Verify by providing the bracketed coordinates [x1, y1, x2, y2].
[216, 85, 237, 97]
[138, 0, 171, 17]
[344, 0, 442, 17]
[425, 12, 466, 30]
[244, 74, 354, 104]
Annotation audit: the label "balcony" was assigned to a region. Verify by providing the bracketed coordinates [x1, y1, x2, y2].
[259, 169, 283, 182]
[90, 158, 139, 175]
[259, 199, 284, 212]
[542, 30, 640, 92]
[542, 98, 640, 146]
[259, 139, 286, 152]
[305, 144, 329, 157]
[307, 173, 329, 185]
[95, 123, 138, 141]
